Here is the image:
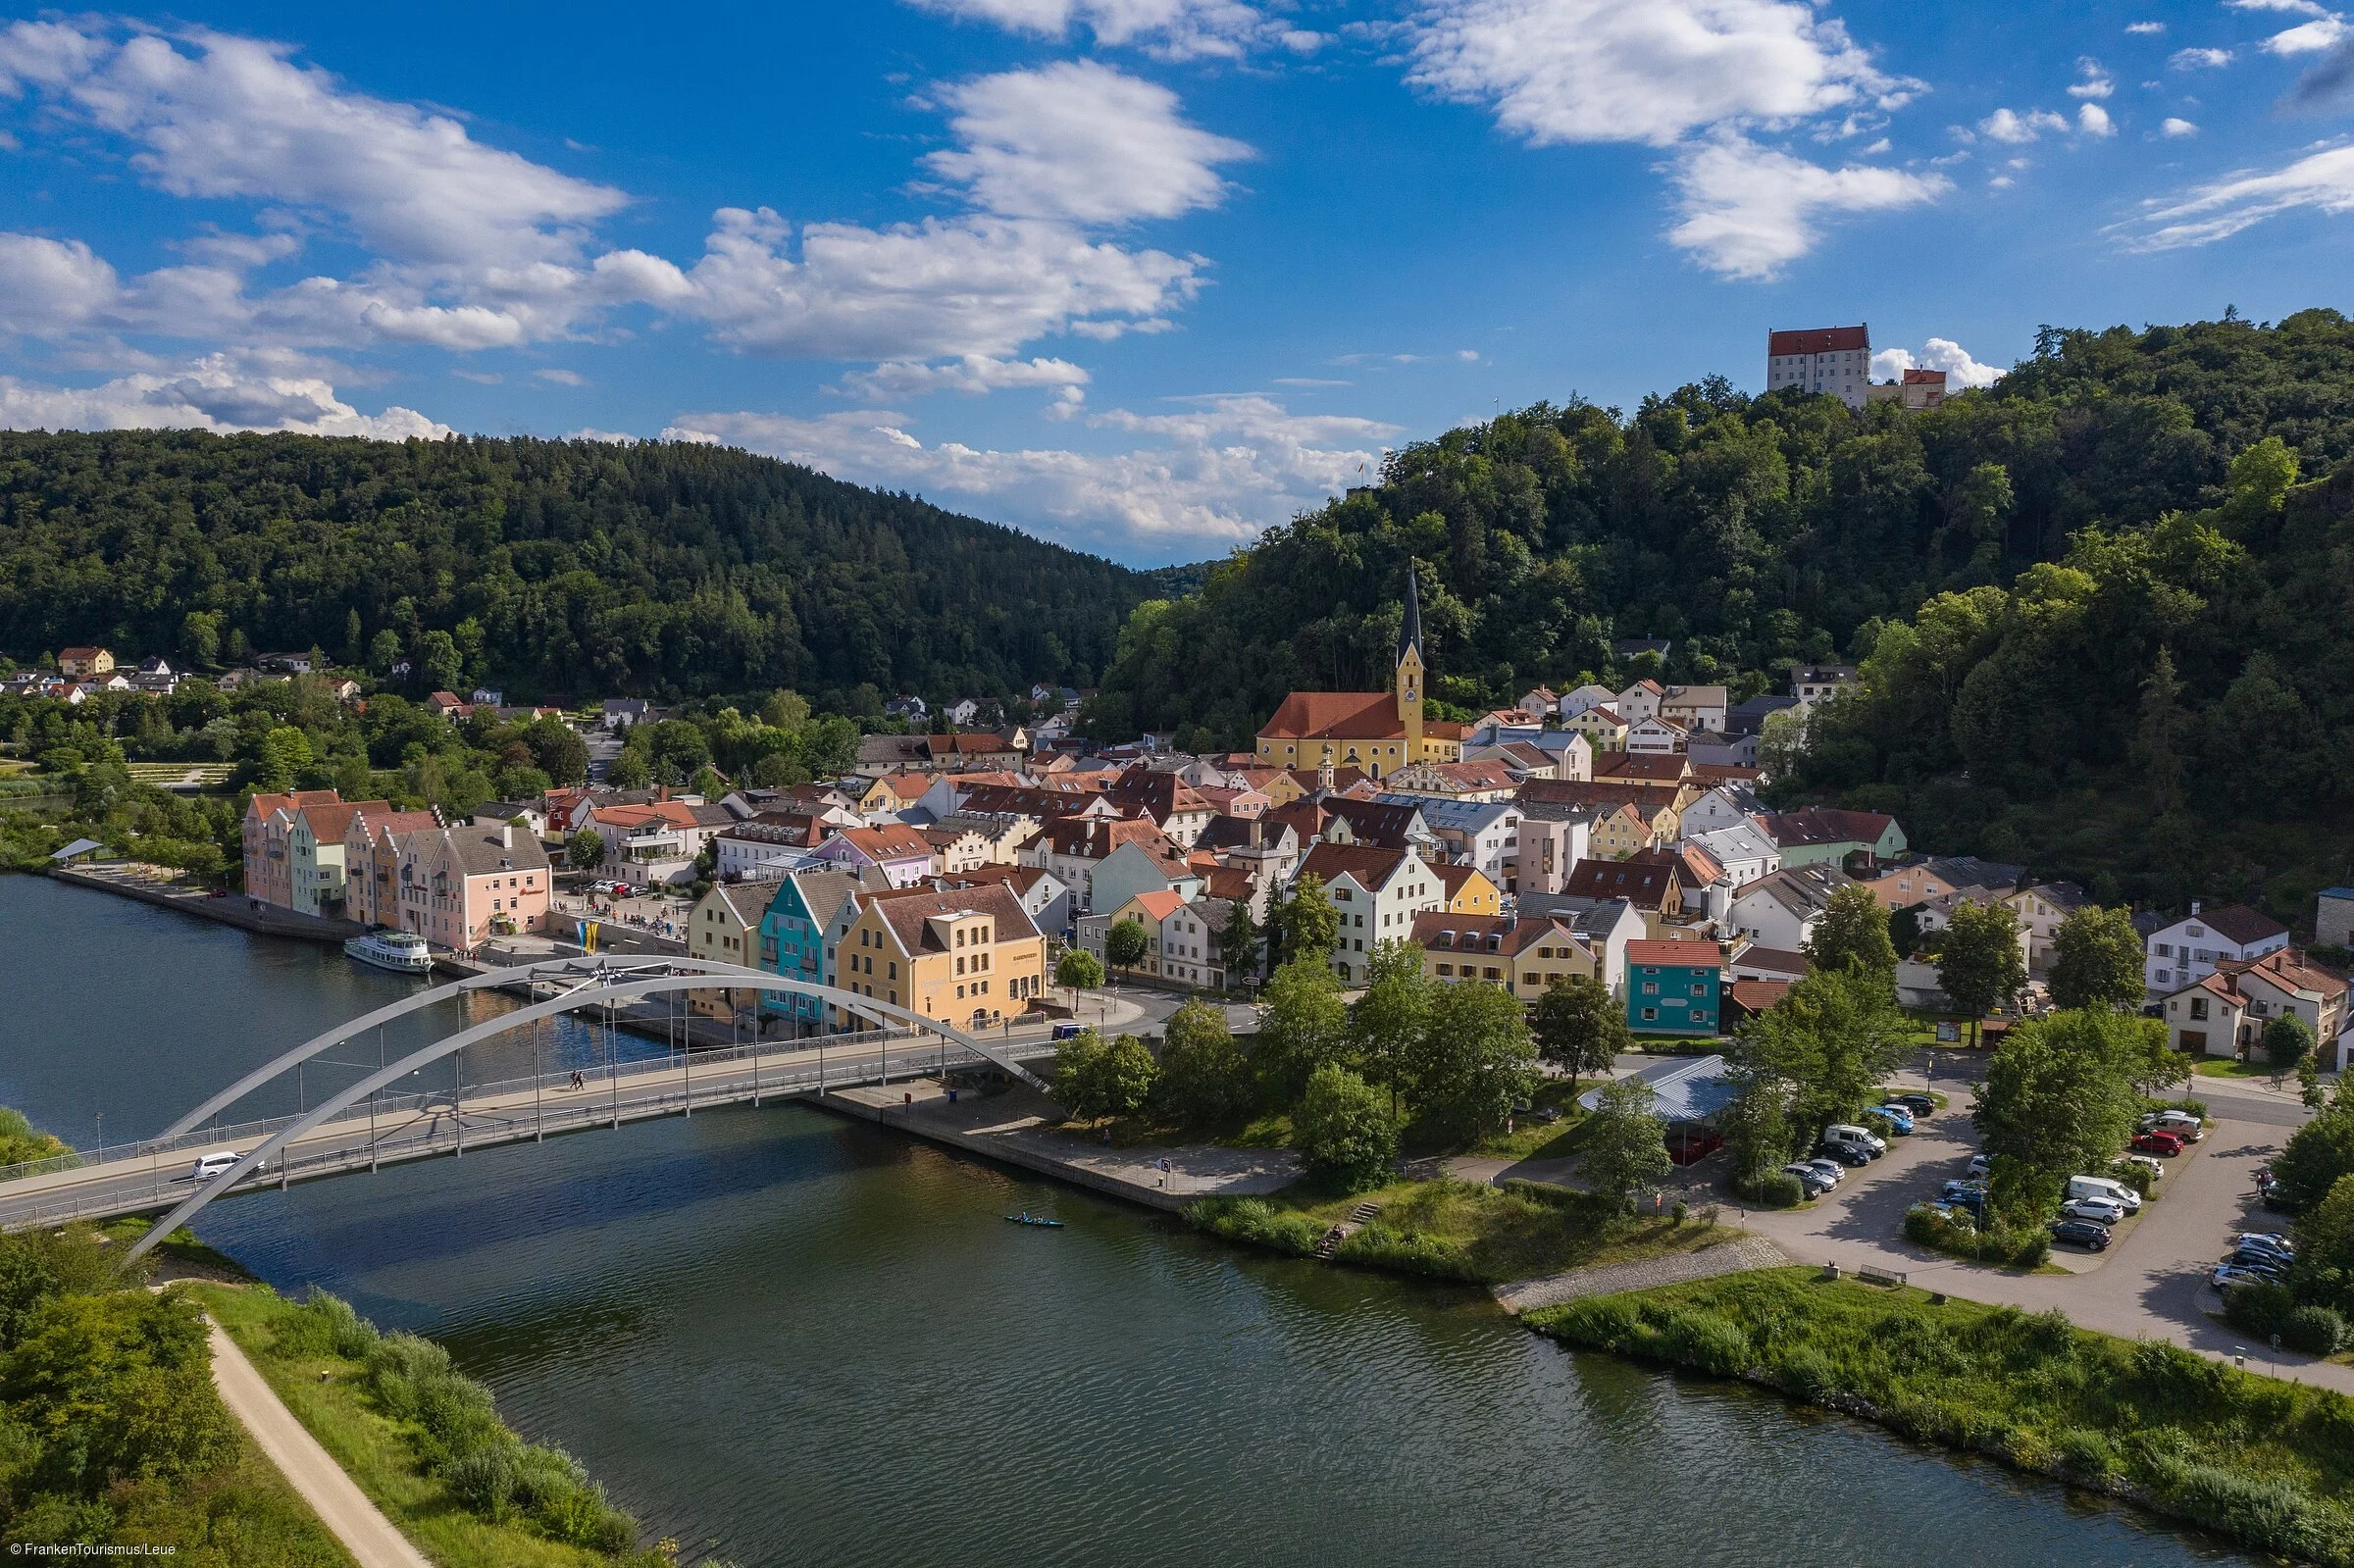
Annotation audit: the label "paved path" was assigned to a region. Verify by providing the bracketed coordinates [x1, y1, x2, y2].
[1495, 1235, 1789, 1315]
[206, 1316, 434, 1568]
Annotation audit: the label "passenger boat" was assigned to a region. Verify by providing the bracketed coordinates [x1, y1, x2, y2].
[343, 929, 435, 975]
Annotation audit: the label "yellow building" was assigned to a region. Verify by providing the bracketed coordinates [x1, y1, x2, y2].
[835, 882, 1048, 1031]
[1409, 912, 1596, 1006]
[688, 882, 770, 1021]
[1254, 570, 1466, 779]
[1435, 864, 1502, 915]
[1563, 705, 1628, 750]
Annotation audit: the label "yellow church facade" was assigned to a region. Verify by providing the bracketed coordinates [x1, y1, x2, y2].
[1254, 570, 1466, 780]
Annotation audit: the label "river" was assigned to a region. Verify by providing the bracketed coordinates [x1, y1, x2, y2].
[0, 875, 2249, 1566]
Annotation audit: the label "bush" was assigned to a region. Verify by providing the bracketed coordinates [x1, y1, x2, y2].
[277, 1287, 379, 1359]
[1735, 1171, 1807, 1208]
[1334, 1223, 1477, 1282]
[1905, 1203, 2048, 1267]
[1293, 1065, 1397, 1192]
[1184, 1196, 1325, 1256]
[2106, 1160, 2155, 1197]
[1771, 1344, 1839, 1401]
[2224, 1279, 2299, 1342]
[1660, 1309, 1753, 1377]
[2286, 1304, 2350, 1356]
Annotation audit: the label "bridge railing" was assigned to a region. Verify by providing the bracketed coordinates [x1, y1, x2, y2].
[0, 1019, 944, 1188]
[0, 1027, 1050, 1230]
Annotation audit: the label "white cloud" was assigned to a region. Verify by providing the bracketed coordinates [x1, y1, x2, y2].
[840, 355, 1092, 400]
[674, 207, 1201, 361]
[2126, 21, 2168, 33]
[666, 393, 1403, 553]
[921, 60, 1253, 224]
[2078, 102, 2115, 135]
[1870, 337, 2003, 388]
[0, 24, 624, 271]
[0, 235, 122, 333]
[2127, 142, 2354, 247]
[1979, 107, 2070, 142]
[2226, 0, 2328, 15]
[565, 428, 639, 443]
[535, 368, 586, 385]
[2263, 18, 2351, 54]
[1404, 0, 1911, 148]
[903, 0, 1320, 59]
[2170, 46, 2234, 68]
[2162, 116, 2200, 135]
[1667, 135, 1946, 278]
[0, 352, 449, 438]
[2069, 58, 2115, 97]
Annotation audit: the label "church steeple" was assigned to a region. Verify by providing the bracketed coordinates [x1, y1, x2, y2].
[1396, 563, 1425, 752]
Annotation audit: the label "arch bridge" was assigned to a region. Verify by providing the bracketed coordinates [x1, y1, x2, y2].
[0, 957, 1059, 1262]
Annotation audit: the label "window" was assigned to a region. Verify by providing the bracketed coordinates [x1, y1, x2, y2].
[1642, 1007, 1658, 1021]
[2189, 996, 2209, 1021]
[1643, 981, 1659, 995]
[2156, 943, 2173, 958]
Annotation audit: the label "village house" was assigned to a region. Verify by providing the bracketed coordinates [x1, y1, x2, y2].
[282, 798, 394, 918]
[756, 869, 865, 1036]
[1756, 806, 1906, 868]
[56, 646, 115, 681]
[1857, 855, 2026, 910]
[2143, 903, 2291, 995]
[1791, 665, 1858, 712]
[1613, 679, 1664, 725]
[1158, 896, 1236, 989]
[1387, 795, 1521, 888]
[1563, 704, 1629, 751]
[2161, 971, 2254, 1058]
[1435, 863, 1503, 915]
[2184, 949, 2353, 1065]
[1627, 715, 1688, 756]
[393, 821, 551, 953]
[1625, 939, 1723, 1037]
[687, 882, 772, 1022]
[1686, 821, 1780, 890]
[922, 824, 996, 876]
[2004, 881, 2093, 975]
[1295, 841, 1447, 987]
[834, 883, 1047, 1031]
[342, 807, 443, 929]
[816, 824, 939, 887]
[1079, 888, 1189, 978]
[713, 815, 838, 885]
[1659, 684, 1729, 734]
[940, 865, 1075, 940]
[241, 789, 345, 911]
[1018, 816, 1186, 912]
[1411, 912, 1594, 1006]
[1727, 863, 1853, 951]
[1560, 855, 1685, 937]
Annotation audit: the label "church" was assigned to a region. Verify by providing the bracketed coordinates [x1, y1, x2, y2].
[1254, 570, 1467, 780]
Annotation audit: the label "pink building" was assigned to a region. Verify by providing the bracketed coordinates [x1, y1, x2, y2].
[241, 790, 342, 910]
[393, 821, 553, 953]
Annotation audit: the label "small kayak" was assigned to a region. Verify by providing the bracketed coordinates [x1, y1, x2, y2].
[1002, 1212, 1065, 1228]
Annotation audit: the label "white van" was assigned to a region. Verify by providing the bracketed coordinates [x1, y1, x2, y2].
[188, 1151, 244, 1181]
[2068, 1174, 2141, 1212]
[1821, 1124, 1887, 1158]
[2140, 1111, 2203, 1143]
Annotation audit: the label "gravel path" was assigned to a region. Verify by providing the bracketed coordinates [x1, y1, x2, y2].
[1494, 1234, 1789, 1315]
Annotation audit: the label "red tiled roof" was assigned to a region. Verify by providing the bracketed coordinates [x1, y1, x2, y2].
[2190, 903, 2292, 946]
[1767, 326, 1868, 355]
[1627, 938, 1720, 968]
[1902, 369, 1948, 385]
[1296, 840, 1413, 892]
[1258, 691, 1403, 740]
[840, 824, 935, 862]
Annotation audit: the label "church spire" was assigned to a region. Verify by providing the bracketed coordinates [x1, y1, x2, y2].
[1398, 562, 1425, 666]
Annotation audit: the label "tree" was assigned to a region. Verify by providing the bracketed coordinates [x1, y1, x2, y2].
[1269, 873, 1338, 966]
[252, 725, 315, 792]
[2267, 1013, 2318, 1072]
[2132, 645, 2189, 819]
[605, 750, 652, 789]
[1052, 1030, 1157, 1121]
[1104, 918, 1150, 980]
[417, 629, 462, 694]
[1531, 973, 1628, 1095]
[1054, 947, 1105, 1011]
[1407, 979, 1539, 1140]
[1293, 1065, 1396, 1192]
[1805, 885, 1896, 976]
[1580, 1076, 1672, 1214]
[1729, 967, 1910, 1140]
[1970, 1010, 2154, 1216]
[1253, 958, 1350, 1102]
[1935, 900, 2027, 1043]
[179, 610, 220, 667]
[526, 719, 590, 786]
[2048, 905, 2148, 1012]
[2292, 1172, 2354, 1316]
[1153, 1001, 1252, 1129]
[1348, 940, 1431, 1113]
[567, 829, 605, 871]
[1216, 899, 1262, 984]
[2277, 1101, 2354, 1212]
[1719, 1074, 1792, 1186]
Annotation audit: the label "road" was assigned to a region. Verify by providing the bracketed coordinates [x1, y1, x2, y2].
[207, 1314, 435, 1568]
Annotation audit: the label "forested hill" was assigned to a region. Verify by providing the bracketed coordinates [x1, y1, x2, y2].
[1088, 309, 2354, 917]
[0, 430, 1155, 706]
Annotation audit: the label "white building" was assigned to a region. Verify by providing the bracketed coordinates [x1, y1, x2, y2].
[1295, 842, 1446, 988]
[1766, 325, 1871, 409]
[1727, 864, 1851, 951]
[2143, 903, 2291, 995]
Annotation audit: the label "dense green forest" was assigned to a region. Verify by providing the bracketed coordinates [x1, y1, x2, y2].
[0, 430, 1161, 707]
[1088, 310, 2354, 918]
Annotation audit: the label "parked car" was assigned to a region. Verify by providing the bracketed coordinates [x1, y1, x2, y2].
[1883, 1093, 1937, 1116]
[2233, 1233, 2295, 1258]
[1821, 1124, 1888, 1159]
[2122, 1154, 2165, 1177]
[2141, 1111, 2204, 1143]
[2130, 1131, 2185, 1157]
[1781, 1162, 1837, 1197]
[1817, 1142, 1873, 1168]
[2050, 1218, 2113, 1250]
[2060, 1196, 2127, 1226]
[2215, 1264, 2277, 1290]
[1967, 1153, 1992, 1179]
[2226, 1248, 2286, 1277]
[1800, 1158, 1846, 1187]
[1941, 1179, 1988, 1201]
[1863, 1104, 1914, 1136]
[2067, 1175, 2141, 1213]
[1924, 1202, 1977, 1227]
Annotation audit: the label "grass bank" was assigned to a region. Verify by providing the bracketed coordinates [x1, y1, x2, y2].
[1529, 1267, 2354, 1565]
[194, 1286, 669, 1568]
[1188, 1176, 1738, 1285]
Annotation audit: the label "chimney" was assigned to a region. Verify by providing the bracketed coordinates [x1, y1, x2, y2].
[658, 783, 670, 803]
[1250, 817, 1263, 849]
[501, 822, 513, 849]
[2190, 900, 2202, 916]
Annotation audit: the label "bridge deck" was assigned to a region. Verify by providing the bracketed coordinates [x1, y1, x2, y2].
[0, 1033, 1056, 1233]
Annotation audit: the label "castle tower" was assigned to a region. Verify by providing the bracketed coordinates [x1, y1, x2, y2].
[1396, 564, 1425, 753]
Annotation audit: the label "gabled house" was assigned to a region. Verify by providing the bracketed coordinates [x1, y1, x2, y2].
[1158, 895, 1235, 989]
[756, 868, 865, 1035]
[1659, 684, 1728, 735]
[1412, 912, 1593, 1007]
[1727, 863, 1852, 951]
[241, 788, 344, 910]
[1613, 679, 1664, 725]
[817, 824, 939, 887]
[393, 820, 551, 952]
[1755, 806, 1906, 868]
[2143, 902, 2291, 995]
[1435, 863, 1503, 915]
[2218, 949, 2351, 1067]
[1295, 841, 1447, 987]
[1560, 855, 1685, 936]
[2004, 881, 2093, 974]
[1564, 705, 1629, 751]
[835, 882, 1047, 1030]
[1079, 888, 1189, 978]
[688, 882, 772, 1021]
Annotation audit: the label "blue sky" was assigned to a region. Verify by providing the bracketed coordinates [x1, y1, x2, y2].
[2, 1, 2351, 565]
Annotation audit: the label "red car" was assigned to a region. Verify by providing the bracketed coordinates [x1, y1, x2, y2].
[2130, 1131, 2184, 1157]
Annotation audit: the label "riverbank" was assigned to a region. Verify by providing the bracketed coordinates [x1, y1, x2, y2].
[51, 862, 368, 940]
[1528, 1266, 2354, 1566]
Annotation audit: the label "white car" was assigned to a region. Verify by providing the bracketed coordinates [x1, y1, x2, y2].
[187, 1150, 244, 1181]
[1967, 1153, 1991, 1179]
[1801, 1157, 1846, 1187]
[2122, 1154, 2165, 1177]
[2141, 1111, 2204, 1142]
[2060, 1196, 2127, 1226]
